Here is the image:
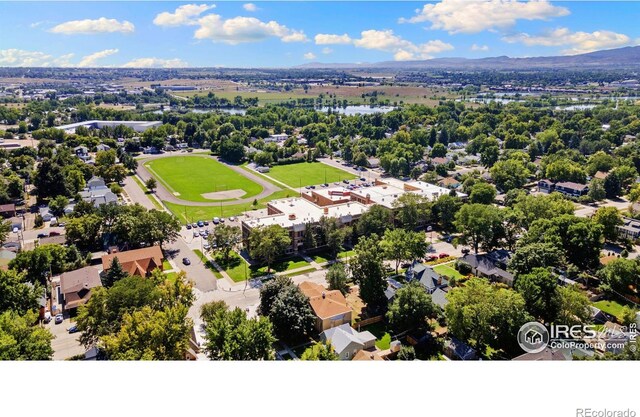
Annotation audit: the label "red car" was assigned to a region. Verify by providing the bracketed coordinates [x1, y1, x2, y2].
[438, 253, 450, 259]
[425, 255, 438, 262]
[49, 231, 61, 236]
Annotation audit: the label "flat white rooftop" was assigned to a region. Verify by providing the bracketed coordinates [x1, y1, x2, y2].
[56, 120, 162, 133]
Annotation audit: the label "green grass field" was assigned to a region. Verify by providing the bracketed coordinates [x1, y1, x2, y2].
[433, 263, 465, 280]
[265, 162, 357, 188]
[165, 189, 294, 224]
[144, 155, 263, 202]
[214, 252, 311, 282]
[593, 299, 634, 321]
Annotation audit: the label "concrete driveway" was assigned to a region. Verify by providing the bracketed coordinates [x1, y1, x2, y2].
[47, 317, 85, 360]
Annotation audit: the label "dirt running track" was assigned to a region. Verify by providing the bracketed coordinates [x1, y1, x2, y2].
[136, 152, 281, 207]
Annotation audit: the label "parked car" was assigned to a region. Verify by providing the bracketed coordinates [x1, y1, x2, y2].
[192, 223, 198, 228]
[309, 185, 316, 189]
[49, 231, 61, 236]
[37, 233, 49, 239]
[461, 247, 471, 254]
[425, 255, 438, 262]
[58, 222, 66, 228]
[197, 220, 204, 227]
[186, 224, 192, 230]
[360, 177, 366, 181]
[182, 257, 191, 265]
[213, 217, 220, 224]
[343, 179, 350, 184]
[228, 216, 236, 222]
[12, 227, 18, 234]
[43, 311, 51, 323]
[220, 218, 225, 223]
[439, 253, 450, 259]
[203, 220, 209, 226]
[193, 231, 199, 238]
[68, 325, 78, 334]
[203, 242, 210, 250]
[54, 314, 64, 324]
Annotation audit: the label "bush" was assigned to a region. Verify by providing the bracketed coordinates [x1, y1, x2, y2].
[34, 214, 44, 228]
[455, 260, 472, 275]
[110, 184, 123, 195]
[621, 249, 629, 258]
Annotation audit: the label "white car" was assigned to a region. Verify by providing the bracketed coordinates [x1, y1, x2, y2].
[228, 216, 236, 222]
[54, 314, 64, 324]
[203, 242, 210, 250]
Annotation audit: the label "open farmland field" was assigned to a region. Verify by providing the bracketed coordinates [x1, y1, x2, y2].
[144, 155, 262, 202]
[264, 162, 357, 188]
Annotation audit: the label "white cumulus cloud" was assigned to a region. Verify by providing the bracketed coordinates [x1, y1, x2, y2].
[50, 17, 135, 35]
[322, 47, 333, 54]
[194, 14, 307, 44]
[153, 4, 215, 27]
[502, 27, 635, 55]
[353, 29, 453, 60]
[315, 33, 353, 45]
[471, 44, 490, 52]
[399, 0, 569, 34]
[243, 3, 258, 12]
[121, 57, 189, 68]
[303, 52, 317, 60]
[78, 49, 119, 67]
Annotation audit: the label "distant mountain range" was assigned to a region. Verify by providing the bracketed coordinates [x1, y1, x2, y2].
[297, 46, 640, 70]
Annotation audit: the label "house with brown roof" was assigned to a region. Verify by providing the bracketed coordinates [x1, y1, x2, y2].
[60, 266, 102, 311]
[353, 349, 384, 361]
[101, 246, 164, 277]
[299, 281, 352, 333]
[0, 204, 16, 218]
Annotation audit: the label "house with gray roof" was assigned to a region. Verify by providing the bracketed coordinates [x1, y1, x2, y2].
[431, 288, 449, 310]
[320, 323, 376, 360]
[461, 250, 514, 286]
[80, 176, 117, 208]
[406, 262, 448, 294]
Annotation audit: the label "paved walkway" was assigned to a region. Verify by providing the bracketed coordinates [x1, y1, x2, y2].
[135, 152, 282, 207]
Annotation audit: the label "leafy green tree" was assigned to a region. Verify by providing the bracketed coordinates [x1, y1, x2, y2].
[200, 300, 229, 324]
[490, 159, 530, 192]
[249, 225, 291, 273]
[397, 345, 416, 361]
[350, 234, 387, 310]
[432, 194, 462, 232]
[597, 258, 640, 298]
[588, 178, 607, 201]
[455, 204, 503, 254]
[356, 205, 392, 236]
[258, 276, 294, 316]
[48, 195, 69, 217]
[0, 270, 41, 314]
[514, 268, 560, 323]
[207, 224, 241, 264]
[381, 228, 427, 274]
[557, 285, 592, 327]
[102, 257, 129, 288]
[76, 276, 161, 347]
[620, 306, 638, 327]
[268, 285, 315, 344]
[0, 220, 10, 246]
[0, 310, 54, 360]
[592, 206, 623, 242]
[145, 177, 157, 193]
[511, 193, 574, 229]
[445, 278, 532, 356]
[508, 242, 564, 276]
[102, 304, 192, 360]
[386, 281, 437, 332]
[469, 182, 497, 205]
[300, 341, 339, 360]
[326, 262, 349, 295]
[203, 307, 276, 360]
[34, 158, 68, 199]
[318, 216, 351, 259]
[392, 193, 431, 231]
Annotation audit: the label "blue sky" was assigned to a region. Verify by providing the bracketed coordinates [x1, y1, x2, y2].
[1, 1, 640, 67]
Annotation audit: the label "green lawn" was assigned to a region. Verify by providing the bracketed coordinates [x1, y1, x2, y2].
[264, 162, 357, 188]
[214, 252, 311, 282]
[433, 263, 465, 280]
[165, 189, 294, 224]
[361, 321, 392, 350]
[165, 272, 179, 283]
[593, 299, 634, 321]
[162, 259, 172, 270]
[283, 267, 318, 277]
[144, 155, 263, 202]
